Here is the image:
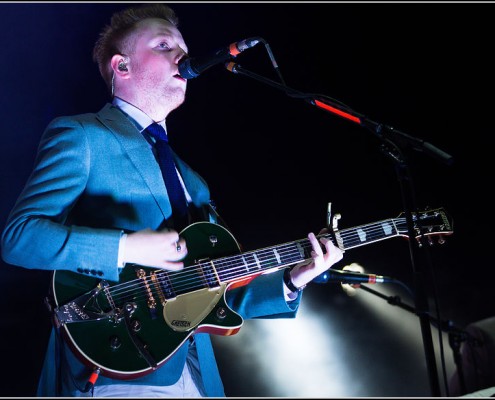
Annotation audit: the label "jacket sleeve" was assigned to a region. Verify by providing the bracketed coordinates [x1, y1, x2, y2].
[1, 117, 122, 282]
[225, 269, 302, 320]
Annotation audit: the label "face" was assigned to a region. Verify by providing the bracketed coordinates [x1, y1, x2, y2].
[125, 18, 189, 119]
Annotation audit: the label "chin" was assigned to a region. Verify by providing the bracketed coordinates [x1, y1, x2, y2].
[168, 96, 186, 113]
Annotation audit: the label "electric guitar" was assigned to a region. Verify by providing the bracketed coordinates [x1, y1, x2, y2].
[49, 207, 452, 379]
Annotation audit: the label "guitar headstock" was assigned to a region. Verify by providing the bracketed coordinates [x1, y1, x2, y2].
[397, 208, 453, 245]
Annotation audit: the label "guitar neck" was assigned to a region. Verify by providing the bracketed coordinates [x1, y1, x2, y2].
[214, 217, 403, 284]
[338, 217, 404, 250]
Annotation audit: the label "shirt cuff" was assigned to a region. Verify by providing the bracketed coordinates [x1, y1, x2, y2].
[117, 232, 127, 268]
[285, 290, 299, 302]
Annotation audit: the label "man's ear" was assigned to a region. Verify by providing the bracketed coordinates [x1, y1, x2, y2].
[111, 54, 130, 76]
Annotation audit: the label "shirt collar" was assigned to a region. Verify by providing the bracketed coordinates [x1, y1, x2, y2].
[112, 97, 167, 133]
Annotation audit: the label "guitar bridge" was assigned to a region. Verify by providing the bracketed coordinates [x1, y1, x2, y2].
[135, 267, 158, 320]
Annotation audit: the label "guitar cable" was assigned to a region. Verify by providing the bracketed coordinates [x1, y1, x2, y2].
[83, 367, 101, 394]
[53, 325, 101, 395]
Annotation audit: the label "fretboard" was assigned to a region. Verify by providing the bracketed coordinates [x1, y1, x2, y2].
[208, 217, 404, 284]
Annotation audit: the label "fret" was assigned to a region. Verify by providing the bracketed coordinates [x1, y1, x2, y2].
[200, 260, 220, 288]
[253, 253, 261, 269]
[188, 209, 450, 289]
[235, 253, 259, 275]
[213, 241, 310, 284]
[215, 254, 250, 282]
[277, 242, 307, 264]
[340, 219, 399, 250]
[241, 255, 249, 272]
[257, 248, 280, 270]
[296, 240, 311, 259]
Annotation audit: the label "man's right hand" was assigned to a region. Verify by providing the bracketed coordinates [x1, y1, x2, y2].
[123, 228, 187, 270]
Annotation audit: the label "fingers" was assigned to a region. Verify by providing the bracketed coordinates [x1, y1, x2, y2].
[158, 227, 180, 245]
[318, 227, 329, 235]
[174, 236, 187, 256]
[156, 228, 188, 263]
[290, 231, 344, 288]
[124, 228, 188, 270]
[308, 231, 344, 266]
[153, 233, 187, 271]
[308, 232, 323, 257]
[322, 236, 344, 264]
[159, 260, 185, 271]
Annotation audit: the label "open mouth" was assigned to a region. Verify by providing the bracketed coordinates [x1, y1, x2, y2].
[174, 74, 186, 82]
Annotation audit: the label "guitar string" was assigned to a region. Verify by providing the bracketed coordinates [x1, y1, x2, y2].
[168, 219, 402, 288]
[107, 245, 310, 307]
[74, 213, 447, 314]
[105, 218, 412, 305]
[121, 214, 451, 304]
[106, 215, 449, 309]
[107, 219, 406, 298]
[108, 239, 312, 300]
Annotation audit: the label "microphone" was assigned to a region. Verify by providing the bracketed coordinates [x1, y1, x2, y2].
[312, 269, 395, 284]
[178, 37, 261, 79]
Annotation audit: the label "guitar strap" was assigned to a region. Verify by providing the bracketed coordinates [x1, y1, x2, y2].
[206, 200, 232, 232]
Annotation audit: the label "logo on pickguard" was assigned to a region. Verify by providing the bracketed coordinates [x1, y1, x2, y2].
[68, 302, 89, 320]
[171, 320, 191, 327]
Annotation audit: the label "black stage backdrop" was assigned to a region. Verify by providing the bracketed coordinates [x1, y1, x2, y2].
[0, 2, 493, 397]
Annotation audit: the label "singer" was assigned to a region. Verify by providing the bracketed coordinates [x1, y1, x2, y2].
[0, 4, 343, 398]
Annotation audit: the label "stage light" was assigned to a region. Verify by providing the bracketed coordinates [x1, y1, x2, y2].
[213, 298, 353, 397]
[340, 262, 365, 297]
[212, 262, 455, 397]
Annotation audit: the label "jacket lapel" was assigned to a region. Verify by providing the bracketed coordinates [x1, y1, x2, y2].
[95, 103, 211, 218]
[96, 103, 173, 218]
[173, 152, 210, 207]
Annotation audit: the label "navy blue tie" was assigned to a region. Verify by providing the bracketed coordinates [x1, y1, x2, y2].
[146, 123, 188, 228]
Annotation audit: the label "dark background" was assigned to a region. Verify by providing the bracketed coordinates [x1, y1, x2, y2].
[1, 2, 493, 397]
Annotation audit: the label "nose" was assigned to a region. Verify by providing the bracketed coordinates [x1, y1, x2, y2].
[175, 47, 188, 64]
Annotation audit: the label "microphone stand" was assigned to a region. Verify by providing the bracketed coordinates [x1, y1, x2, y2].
[225, 62, 454, 396]
[354, 283, 479, 396]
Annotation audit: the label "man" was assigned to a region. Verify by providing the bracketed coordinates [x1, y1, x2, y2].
[1, 4, 343, 397]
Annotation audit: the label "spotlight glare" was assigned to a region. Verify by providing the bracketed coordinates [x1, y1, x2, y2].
[341, 262, 365, 296]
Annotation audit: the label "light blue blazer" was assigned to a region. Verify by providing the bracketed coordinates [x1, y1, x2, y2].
[1, 103, 301, 396]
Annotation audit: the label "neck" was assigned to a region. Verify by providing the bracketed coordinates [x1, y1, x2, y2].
[114, 91, 171, 122]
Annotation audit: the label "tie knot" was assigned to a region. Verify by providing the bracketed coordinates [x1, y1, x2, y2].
[146, 122, 168, 142]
